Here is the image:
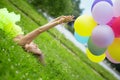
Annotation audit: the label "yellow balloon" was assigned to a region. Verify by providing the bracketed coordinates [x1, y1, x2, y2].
[86, 49, 106, 63]
[74, 15, 97, 36]
[108, 38, 120, 62]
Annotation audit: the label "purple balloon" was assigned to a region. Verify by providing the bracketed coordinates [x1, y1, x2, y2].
[91, 0, 113, 11]
[92, 1, 113, 24]
[92, 25, 114, 48]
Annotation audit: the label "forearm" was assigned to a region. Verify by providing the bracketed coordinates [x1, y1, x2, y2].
[37, 20, 59, 33]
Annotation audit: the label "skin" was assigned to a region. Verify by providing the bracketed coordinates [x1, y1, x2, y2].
[14, 15, 74, 65]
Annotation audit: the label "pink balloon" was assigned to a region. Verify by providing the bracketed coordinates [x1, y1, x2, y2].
[107, 17, 120, 37]
[106, 51, 120, 64]
[92, 1, 113, 24]
[113, 0, 120, 17]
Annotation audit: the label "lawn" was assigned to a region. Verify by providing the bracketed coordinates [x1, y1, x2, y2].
[0, 0, 118, 80]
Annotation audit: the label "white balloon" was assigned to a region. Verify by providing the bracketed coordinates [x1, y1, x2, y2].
[113, 0, 120, 17]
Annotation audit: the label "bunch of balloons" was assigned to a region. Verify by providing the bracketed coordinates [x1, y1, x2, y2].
[74, 0, 120, 63]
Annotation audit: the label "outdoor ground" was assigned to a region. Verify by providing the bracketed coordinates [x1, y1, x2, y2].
[0, 0, 118, 80]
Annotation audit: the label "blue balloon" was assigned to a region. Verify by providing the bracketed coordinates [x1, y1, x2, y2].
[74, 32, 89, 44]
[91, 0, 113, 11]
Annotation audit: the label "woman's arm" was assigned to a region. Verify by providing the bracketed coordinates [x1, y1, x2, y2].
[18, 15, 74, 46]
[14, 15, 74, 65]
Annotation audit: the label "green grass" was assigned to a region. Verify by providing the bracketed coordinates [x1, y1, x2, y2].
[9, 0, 118, 79]
[0, 0, 118, 80]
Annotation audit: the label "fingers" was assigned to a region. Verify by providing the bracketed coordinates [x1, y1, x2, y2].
[65, 15, 75, 22]
[57, 15, 75, 24]
[51, 15, 75, 24]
